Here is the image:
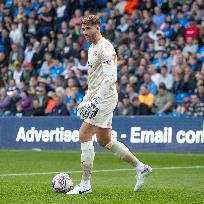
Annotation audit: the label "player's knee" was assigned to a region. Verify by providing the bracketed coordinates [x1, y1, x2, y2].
[79, 133, 86, 143]
[97, 137, 111, 147]
[79, 130, 93, 143]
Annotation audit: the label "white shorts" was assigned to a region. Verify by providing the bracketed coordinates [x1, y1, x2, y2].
[84, 92, 118, 128]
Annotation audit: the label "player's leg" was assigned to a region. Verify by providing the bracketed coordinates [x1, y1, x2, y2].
[95, 127, 152, 191]
[67, 122, 96, 194]
[96, 127, 142, 166]
[80, 122, 96, 187]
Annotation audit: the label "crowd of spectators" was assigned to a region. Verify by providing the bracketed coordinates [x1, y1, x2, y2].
[0, 0, 204, 118]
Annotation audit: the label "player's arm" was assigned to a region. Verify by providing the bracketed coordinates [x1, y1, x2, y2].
[85, 44, 117, 116]
[97, 44, 117, 100]
[77, 44, 117, 120]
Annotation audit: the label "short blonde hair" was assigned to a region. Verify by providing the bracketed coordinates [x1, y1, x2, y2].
[80, 15, 101, 26]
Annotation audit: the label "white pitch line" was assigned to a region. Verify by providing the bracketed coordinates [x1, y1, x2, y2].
[0, 166, 204, 177]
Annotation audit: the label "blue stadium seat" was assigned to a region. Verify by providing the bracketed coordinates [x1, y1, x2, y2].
[170, 112, 181, 117]
[175, 93, 190, 106]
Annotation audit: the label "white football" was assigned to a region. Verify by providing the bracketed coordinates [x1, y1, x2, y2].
[51, 173, 73, 193]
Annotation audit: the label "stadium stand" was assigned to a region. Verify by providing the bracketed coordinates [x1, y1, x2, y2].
[0, 0, 203, 117]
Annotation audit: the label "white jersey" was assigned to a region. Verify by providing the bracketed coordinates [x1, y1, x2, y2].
[87, 37, 117, 98]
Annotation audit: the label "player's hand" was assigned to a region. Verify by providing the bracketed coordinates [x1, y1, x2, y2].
[77, 101, 87, 119]
[79, 101, 99, 120]
[77, 94, 101, 120]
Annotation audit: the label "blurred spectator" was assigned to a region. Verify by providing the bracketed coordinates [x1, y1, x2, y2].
[159, 65, 174, 90]
[24, 42, 35, 63]
[119, 75, 129, 94]
[13, 63, 23, 88]
[69, 9, 81, 26]
[176, 97, 191, 115]
[17, 90, 32, 112]
[142, 73, 157, 95]
[9, 43, 24, 68]
[36, 85, 48, 110]
[195, 80, 204, 103]
[78, 76, 88, 95]
[148, 64, 161, 87]
[172, 68, 185, 95]
[66, 86, 83, 109]
[182, 37, 198, 57]
[20, 61, 34, 85]
[152, 6, 166, 27]
[117, 16, 128, 32]
[50, 95, 69, 116]
[31, 42, 44, 73]
[183, 65, 196, 94]
[67, 98, 78, 116]
[162, 21, 174, 39]
[28, 76, 38, 97]
[132, 95, 152, 116]
[45, 92, 56, 115]
[7, 79, 17, 96]
[138, 85, 154, 108]
[126, 83, 138, 101]
[9, 22, 23, 46]
[55, 0, 67, 28]
[188, 94, 204, 117]
[0, 0, 203, 118]
[197, 39, 204, 70]
[25, 98, 45, 116]
[152, 83, 174, 114]
[39, 52, 53, 78]
[116, 94, 134, 116]
[37, 2, 55, 37]
[0, 87, 11, 114]
[4, 89, 20, 115]
[185, 18, 199, 43]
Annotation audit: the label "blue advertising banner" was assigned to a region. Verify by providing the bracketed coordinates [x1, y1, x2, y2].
[0, 117, 203, 152]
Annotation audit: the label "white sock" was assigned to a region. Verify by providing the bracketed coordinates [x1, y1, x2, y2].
[80, 179, 91, 187]
[135, 162, 145, 172]
[105, 140, 141, 167]
[81, 141, 95, 181]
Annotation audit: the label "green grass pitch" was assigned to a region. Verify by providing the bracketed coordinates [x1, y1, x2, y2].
[0, 150, 204, 204]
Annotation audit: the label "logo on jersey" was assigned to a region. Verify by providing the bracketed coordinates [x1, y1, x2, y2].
[103, 54, 117, 65]
[103, 59, 112, 65]
[88, 61, 94, 69]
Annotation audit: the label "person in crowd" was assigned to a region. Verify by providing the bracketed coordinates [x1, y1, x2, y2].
[0, 87, 11, 114]
[0, 0, 203, 118]
[188, 94, 204, 117]
[25, 98, 45, 116]
[152, 83, 175, 115]
[50, 95, 69, 116]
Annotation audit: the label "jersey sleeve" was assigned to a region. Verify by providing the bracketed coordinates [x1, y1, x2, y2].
[97, 43, 117, 99]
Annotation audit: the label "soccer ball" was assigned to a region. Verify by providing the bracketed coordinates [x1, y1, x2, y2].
[51, 173, 73, 193]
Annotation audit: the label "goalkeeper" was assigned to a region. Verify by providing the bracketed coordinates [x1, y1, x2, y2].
[67, 15, 152, 195]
